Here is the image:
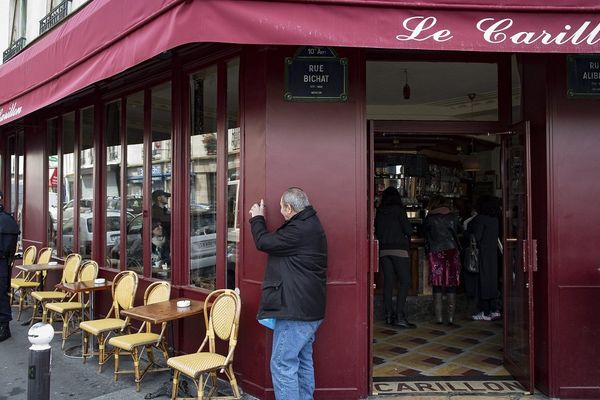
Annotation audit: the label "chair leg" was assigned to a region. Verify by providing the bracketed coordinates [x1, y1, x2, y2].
[82, 332, 89, 364]
[41, 303, 49, 323]
[171, 370, 180, 400]
[30, 301, 39, 326]
[133, 347, 141, 392]
[197, 373, 206, 400]
[17, 290, 26, 321]
[114, 348, 120, 382]
[226, 364, 241, 399]
[98, 334, 105, 372]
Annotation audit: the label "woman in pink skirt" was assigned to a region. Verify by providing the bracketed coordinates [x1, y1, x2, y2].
[423, 195, 462, 325]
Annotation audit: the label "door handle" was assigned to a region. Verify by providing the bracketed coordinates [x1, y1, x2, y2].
[506, 238, 518, 242]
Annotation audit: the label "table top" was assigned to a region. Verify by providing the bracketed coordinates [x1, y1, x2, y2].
[121, 298, 206, 324]
[16, 263, 64, 272]
[56, 280, 113, 293]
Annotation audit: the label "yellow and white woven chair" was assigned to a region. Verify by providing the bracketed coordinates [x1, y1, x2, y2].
[10, 245, 38, 320]
[30, 253, 82, 326]
[167, 289, 242, 400]
[108, 281, 171, 391]
[46, 260, 99, 350]
[80, 270, 138, 372]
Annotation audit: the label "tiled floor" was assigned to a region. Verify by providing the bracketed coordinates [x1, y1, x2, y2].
[373, 317, 509, 379]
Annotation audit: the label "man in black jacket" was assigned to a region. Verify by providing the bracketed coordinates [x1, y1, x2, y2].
[0, 191, 20, 342]
[249, 187, 327, 400]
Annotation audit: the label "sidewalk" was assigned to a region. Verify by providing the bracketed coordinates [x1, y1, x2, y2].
[0, 316, 256, 400]
[1, 317, 554, 400]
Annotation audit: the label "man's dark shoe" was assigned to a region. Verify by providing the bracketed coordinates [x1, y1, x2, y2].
[0, 322, 11, 342]
[394, 320, 416, 329]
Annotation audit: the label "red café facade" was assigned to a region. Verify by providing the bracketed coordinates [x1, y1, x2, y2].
[1, 1, 600, 398]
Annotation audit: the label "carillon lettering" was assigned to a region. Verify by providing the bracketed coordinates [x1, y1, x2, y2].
[0, 102, 23, 122]
[394, 16, 600, 47]
[476, 18, 600, 45]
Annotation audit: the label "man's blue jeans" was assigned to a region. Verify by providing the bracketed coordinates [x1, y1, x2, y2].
[271, 319, 323, 400]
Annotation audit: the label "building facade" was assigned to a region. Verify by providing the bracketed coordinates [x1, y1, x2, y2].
[1, 1, 600, 399]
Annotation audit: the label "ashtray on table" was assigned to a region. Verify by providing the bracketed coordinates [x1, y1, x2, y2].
[176, 299, 191, 308]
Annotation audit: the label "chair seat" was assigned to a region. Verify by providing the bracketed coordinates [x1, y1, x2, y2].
[108, 333, 160, 351]
[167, 353, 227, 378]
[31, 291, 68, 301]
[80, 318, 126, 335]
[46, 302, 83, 313]
[11, 280, 39, 289]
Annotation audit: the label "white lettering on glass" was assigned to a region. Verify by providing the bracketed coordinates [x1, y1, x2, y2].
[395, 16, 453, 42]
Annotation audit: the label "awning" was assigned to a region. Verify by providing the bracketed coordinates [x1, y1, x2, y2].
[2, 0, 600, 126]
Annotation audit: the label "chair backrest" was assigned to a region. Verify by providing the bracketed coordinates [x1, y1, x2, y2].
[204, 289, 241, 355]
[36, 247, 53, 264]
[22, 245, 37, 266]
[111, 270, 138, 319]
[141, 281, 171, 333]
[77, 260, 99, 281]
[61, 253, 82, 284]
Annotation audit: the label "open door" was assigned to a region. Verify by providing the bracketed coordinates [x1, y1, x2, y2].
[367, 120, 378, 394]
[502, 121, 536, 393]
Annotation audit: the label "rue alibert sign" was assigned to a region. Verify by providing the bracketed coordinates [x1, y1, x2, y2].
[284, 47, 348, 102]
[567, 55, 600, 98]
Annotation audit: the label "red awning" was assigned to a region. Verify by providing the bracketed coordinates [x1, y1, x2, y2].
[1, 0, 600, 126]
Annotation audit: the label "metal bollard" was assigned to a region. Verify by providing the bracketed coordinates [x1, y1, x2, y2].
[27, 322, 54, 400]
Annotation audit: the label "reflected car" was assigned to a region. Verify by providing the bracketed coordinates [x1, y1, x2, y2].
[110, 210, 217, 271]
[63, 210, 132, 256]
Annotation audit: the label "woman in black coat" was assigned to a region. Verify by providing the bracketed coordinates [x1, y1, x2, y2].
[468, 196, 501, 321]
[375, 187, 415, 328]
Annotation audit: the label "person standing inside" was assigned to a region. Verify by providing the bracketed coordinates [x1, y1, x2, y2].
[249, 187, 328, 400]
[423, 195, 462, 325]
[0, 191, 20, 342]
[469, 196, 501, 321]
[151, 189, 171, 239]
[151, 189, 171, 262]
[375, 187, 415, 328]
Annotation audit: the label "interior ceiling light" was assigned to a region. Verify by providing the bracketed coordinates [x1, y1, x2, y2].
[403, 69, 411, 100]
[462, 138, 481, 172]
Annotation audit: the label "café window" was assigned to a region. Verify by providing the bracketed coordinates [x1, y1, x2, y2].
[189, 56, 240, 291]
[61, 112, 75, 256]
[7, 131, 24, 242]
[107, 84, 172, 280]
[46, 108, 95, 258]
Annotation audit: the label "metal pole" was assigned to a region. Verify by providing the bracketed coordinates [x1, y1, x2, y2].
[27, 322, 54, 400]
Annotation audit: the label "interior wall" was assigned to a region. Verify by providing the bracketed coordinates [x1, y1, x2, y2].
[547, 54, 600, 399]
[238, 45, 368, 400]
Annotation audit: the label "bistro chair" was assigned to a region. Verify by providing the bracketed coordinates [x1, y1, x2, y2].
[46, 260, 99, 350]
[80, 270, 138, 372]
[30, 253, 82, 325]
[167, 289, 242, 400]
[108, 281, 171, 391]
[10, 245, 39, 320]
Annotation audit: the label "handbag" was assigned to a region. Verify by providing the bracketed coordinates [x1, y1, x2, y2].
[464, 235, 480, 273]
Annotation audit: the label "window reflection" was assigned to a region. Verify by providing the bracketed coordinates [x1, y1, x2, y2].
[104, 101, 121, 268]
[79, 107, 94, 259]
[61, 112, 75, 256]
[366, 61, 498, 121]
[189, 66, 218, 290]
[124, 92, 145, 273]
[226, 58, 240, 290]
[150, 83, 172, 280]
[47, 118, 58, 253]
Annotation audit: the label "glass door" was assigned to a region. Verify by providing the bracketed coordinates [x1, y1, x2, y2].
[502, 121, 535, 393]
